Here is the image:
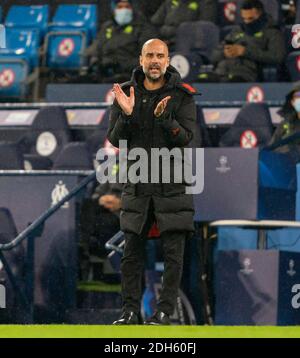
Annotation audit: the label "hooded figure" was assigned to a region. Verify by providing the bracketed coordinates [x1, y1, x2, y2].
[108, 64, 197, 235]
[107, 39, 198, 325]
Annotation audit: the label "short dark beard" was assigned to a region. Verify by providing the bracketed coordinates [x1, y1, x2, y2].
[145, 73, 163, 83]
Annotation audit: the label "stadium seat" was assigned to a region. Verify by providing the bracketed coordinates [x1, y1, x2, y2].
[175, 21, 220, 63]
[0, 29, 39, 70]
[219, 102, 274, 148]
[22, 106, 72, 166]
[5, 5, 49, 43]
[23, 154, 53, 170]
[50, 4, 97, 42]
[44, 4, 97, 70]
[0, 141, 24, 169]
[0, 29, 40, 100]
[262, 65, 278, 82]
[170, 53, 203, 82]
[0, 207, 25, 321]
[286, 51, 300, 81]
[196, 105, 212, 148]
[52, 142, 93, 170]
[86, 108, 110, 155]
[0, 58, 30, 99]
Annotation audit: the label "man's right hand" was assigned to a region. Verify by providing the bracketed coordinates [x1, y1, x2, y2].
[113, 84, 135, 116]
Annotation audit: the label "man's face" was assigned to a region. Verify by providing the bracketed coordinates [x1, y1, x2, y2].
[241, 8, 261, 24]
[140, 42, 170, 82]
[116, 2, 132, 10]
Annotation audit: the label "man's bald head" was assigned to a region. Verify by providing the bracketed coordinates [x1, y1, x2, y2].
[140, 39, 170, 83]
[141, 39, 169, 57]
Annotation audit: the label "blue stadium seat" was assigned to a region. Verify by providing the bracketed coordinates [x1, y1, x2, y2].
[0, 141, 24, 169]
[52, 142, 93, 170]
[219, 103, 274, 148]
[5, 5, 49, 43]
[0, 29, 39, 70]
[286, 51, 300, 81]
[44, 30, 88, 69]
[51, 4, 97, 42]
[0, 29, 40, 99]
[44, 4, 98, 70]
[0, 58, 30, 99]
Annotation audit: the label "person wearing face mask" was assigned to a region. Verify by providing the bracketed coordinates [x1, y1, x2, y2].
[200, 0, 286, 82]
[269, 84, 300, 161]
[86, 0, 157, 83]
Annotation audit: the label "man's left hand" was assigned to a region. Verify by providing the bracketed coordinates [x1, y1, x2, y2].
[154, 96, 171, 118]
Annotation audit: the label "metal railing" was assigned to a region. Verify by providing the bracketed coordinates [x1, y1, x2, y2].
[0, 170, 96, 323]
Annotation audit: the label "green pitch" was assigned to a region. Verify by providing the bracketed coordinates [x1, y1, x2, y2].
[0, 325, 300, 338]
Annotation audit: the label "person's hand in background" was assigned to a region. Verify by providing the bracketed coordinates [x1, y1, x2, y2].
[99, 194, 121, 212]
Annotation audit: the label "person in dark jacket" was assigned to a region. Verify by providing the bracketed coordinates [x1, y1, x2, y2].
[204, 0, 286, 82]
[134, 0, 162, 18]
[107, 39, 197, 325]
[79, 176, 122, 281]
[87, 0, 157, 82]
[269, 83, 300, 160]
[151, 0, 217, 50]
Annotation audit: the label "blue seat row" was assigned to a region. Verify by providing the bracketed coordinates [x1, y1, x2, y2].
[0, 4, 98, 99]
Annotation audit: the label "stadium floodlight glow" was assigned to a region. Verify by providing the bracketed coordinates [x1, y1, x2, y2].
[0, 25, 6, 49]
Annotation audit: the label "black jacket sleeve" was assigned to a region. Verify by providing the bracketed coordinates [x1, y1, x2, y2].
[269, 121, 286, 146]
[244, 28, 286, 65]
[107, 100, 132, 148]
[157, 94, 196, 147]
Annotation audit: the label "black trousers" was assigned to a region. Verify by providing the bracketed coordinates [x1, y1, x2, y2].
[121, 199, 186, 316]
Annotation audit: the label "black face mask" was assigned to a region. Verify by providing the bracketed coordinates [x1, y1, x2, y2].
[242, 13, 267, 35]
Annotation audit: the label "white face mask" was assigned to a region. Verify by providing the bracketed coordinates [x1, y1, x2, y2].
[114, 8, 133, 26]
[293, 98, 300, 113]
